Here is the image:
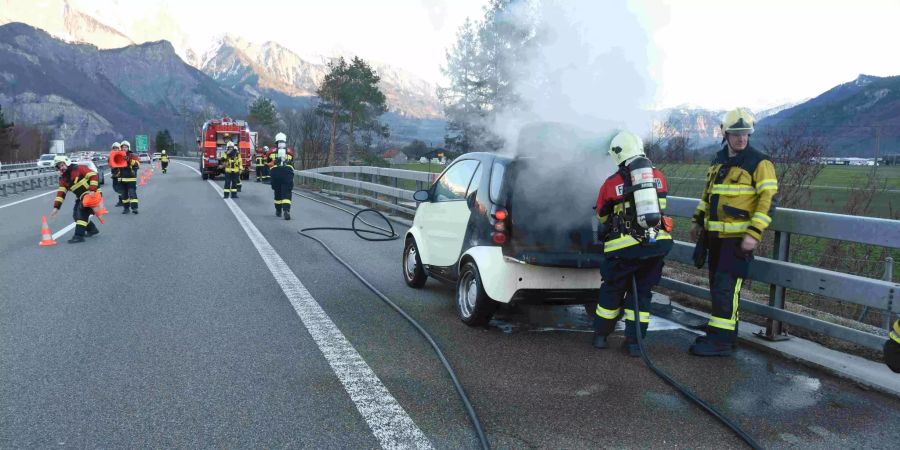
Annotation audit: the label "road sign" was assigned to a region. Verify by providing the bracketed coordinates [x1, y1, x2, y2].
[135, 135, 149, 152]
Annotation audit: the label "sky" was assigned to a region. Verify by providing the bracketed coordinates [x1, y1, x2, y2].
[19, 0, 900, 112]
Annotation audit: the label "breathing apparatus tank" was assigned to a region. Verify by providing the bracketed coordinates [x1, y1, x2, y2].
[608, 131, 661, 231]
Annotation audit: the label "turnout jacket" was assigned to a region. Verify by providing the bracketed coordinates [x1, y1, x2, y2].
[115, 154, 141, 181]
[54, 164, 99, 209]
[692, 146, 778, 241]
[224, 154, 244, 173]
[595, 166, 672, 258]
[160, 154, 169, 163]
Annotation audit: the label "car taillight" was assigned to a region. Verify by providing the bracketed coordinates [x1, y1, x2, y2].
[491, 208, 509, 245]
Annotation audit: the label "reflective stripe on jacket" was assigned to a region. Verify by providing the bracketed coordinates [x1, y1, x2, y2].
[224, 156, 243, 173]
[693, 146, 778, 241]
[54, 165, 99, 209]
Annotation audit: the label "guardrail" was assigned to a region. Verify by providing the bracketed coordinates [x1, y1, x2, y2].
[0, 163, 109, 197]
[295, 165, 899, 352]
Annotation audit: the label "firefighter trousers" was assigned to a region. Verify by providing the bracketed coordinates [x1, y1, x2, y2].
[161, 161, 168, 173]
[223, 173, 239, 196]
[594, 256, 664, 340]
[121, 181, 138, 210]
[273, 182, 293, 213]
[72, 198, 98, 236]
[255, 165, 264, 180]
[703, 237, 752, 344]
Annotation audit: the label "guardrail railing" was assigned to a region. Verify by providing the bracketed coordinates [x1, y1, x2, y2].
[0, 163, 109, 197]
[295, 165, 899, 352]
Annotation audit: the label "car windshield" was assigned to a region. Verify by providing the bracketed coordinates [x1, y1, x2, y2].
[40, 154, 55, 160]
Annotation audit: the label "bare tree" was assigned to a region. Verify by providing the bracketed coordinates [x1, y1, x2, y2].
[761, 126, 827, 210]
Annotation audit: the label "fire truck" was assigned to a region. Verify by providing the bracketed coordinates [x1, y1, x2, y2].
[197, 117, 253, 180]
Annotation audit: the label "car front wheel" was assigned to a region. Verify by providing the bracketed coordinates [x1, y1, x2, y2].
[402, 238, 427, 288]
[456, 262, 498, 326]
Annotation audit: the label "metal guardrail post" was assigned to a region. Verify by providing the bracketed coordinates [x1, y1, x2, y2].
[760, 230, 791, 341]
[883, 256, 894, 330]
[393, 177, 399, 205]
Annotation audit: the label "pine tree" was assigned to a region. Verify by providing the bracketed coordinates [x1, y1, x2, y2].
[0, 105, 18, 161]
[154, 129, 175, 154]
[248, 96, 278, 141]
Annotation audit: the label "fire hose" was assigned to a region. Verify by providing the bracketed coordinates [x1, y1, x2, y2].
[629, 274, 762, 450]
[294, 192, 491, 450]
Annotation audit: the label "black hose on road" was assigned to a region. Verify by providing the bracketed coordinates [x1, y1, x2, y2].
[294, 192, 491, 450]
[630, 275, 763, 450]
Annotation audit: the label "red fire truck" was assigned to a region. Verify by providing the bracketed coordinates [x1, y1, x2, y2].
[197, 117, 253, 180]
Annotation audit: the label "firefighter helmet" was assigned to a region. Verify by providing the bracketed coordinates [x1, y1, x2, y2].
[110, 142, 121, 150]
[120, 140, 132, 152]
[263, 145, 269, 151]
[53, 154, 72, 169]
[275, 132, 286, 143]
[721, 108, 755, 135]
[161, 149, 166, 154]
[226, 141, 236, 148]
[608, 131, 645, 166]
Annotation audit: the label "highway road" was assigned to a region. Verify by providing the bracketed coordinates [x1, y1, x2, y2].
[1, 160, 899, 449]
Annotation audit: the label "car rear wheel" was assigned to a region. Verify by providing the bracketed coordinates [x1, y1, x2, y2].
[456, 262, 498, 326]
[402, 238, 427, 288]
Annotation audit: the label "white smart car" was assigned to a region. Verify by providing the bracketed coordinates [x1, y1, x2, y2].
[403, 148, 609, 326]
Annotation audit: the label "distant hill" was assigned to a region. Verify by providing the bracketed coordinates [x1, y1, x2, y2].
[756, 74, 900, 156]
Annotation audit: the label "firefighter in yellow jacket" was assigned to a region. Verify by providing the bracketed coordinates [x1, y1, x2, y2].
[689, 108, 778, 356]
[159, 149, 169, 173]
[222, 142, 243, 199]
[886, 319, 900, 373]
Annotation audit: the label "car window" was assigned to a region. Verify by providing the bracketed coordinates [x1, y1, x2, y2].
[489, 161, 506, 204]
[467, 163, 483, 197]
[40, 154, 55, 160]
[433, 160, 479, 202]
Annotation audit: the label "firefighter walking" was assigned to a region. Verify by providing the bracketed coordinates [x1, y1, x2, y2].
[269, 133, 294, 220]
[255, 146, 269, 182]
[160, 149, 169, 173]
[689, 109, 778, 356]
[117, 140, 140, 214]
[223, 143, 242, 199]
[49, 155, 100, 243]
[592, 131, 673, 355]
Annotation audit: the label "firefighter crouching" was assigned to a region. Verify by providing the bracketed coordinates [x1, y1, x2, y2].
[223, 142, 242, 199]
[118, 140, 140, 214]
[689, 108, 778, 357]
[269, 133, 294, 220]
[886, 319, 900, 373]
[255, 146, 269, 182]
[592, 131, 673, 356]
[50, 155, 100, 243]
[160, 149, 169, 173]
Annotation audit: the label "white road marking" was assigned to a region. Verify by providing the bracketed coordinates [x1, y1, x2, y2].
[51, 222, 76, 240]
[0, 171, 112, 210]
[174, 161, 433, 449]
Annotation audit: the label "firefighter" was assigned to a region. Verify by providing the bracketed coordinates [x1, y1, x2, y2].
[269, 133, 294, 220]
[110, 142, 124, 207]
[49, 155, 100, 243]
[118, 140, 140, 214]
[159, 149, 169, 173]
[267, 134, 294, 169]
[689, 109, 778, 356]
[222, 142, 242, 199]
[255, 146, 268, 182]
[886, 319, 900, 373]
[592, 131, 673, 355]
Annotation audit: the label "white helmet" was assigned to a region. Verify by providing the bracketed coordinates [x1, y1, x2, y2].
[161, 149, 166, 154]
[263, 145, 269, 151]
[120, 140, 132, 151]
[53, 154, 72, 169]
[608, 131, 645, 166]
[110, 142, 121, 150]
[275, 132, 286, 143]
[226, 141, 236, 149]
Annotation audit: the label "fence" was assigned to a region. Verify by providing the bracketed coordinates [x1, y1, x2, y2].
[295, 165, 900, 352]
[0, 162, 109, 197]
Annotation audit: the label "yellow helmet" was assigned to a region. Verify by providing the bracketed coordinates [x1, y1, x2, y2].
[721, 108, 755, 135]
[608, 131, 645, 165]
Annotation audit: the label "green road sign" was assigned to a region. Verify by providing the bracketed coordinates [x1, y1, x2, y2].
[135, 135, 149, 152]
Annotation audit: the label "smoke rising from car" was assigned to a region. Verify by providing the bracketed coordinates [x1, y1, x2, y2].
[491, 0, 661, 248]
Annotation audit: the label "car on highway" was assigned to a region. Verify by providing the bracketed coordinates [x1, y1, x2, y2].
[74, 159, 105, 185]
[403, 147, 606, 326]
[36, 153, 58, 170]
[151, 152, 160, 161]
[138, 152, 151, 163]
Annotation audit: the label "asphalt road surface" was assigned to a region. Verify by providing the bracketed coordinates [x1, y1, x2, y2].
[1, 161, 899, 449]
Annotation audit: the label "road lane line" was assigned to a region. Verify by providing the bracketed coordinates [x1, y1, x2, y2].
[174, 161, 433, 449]
[51, 222, 76, 239]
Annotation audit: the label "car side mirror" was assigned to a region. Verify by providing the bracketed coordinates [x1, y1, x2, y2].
[413, 190, 430, 202]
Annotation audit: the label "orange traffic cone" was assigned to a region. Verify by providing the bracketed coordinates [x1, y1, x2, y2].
[139, 176, 147, 186]
[39, 216, 57, 246]
[83, 192, 108, 224]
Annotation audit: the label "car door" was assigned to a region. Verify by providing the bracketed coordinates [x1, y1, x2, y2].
[417, 159, 480, 268]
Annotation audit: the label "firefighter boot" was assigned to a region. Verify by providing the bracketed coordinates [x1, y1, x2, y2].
[592, 333, 609, 349]
[622, 338, 641, 358]
[68, 235, 86, 244]
[115, 196, 124, 207]
[284, 209, 291, 220]
[231, 192, 239, 199]
[224, 192, 230, 199]
[86, 222, 100, 237]
[689, 339, 735, 357]
[122, 207, 131, 214]
[275, 205, 282, 217]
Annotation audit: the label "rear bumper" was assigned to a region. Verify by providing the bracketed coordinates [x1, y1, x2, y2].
[462, 246, 602, 303]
